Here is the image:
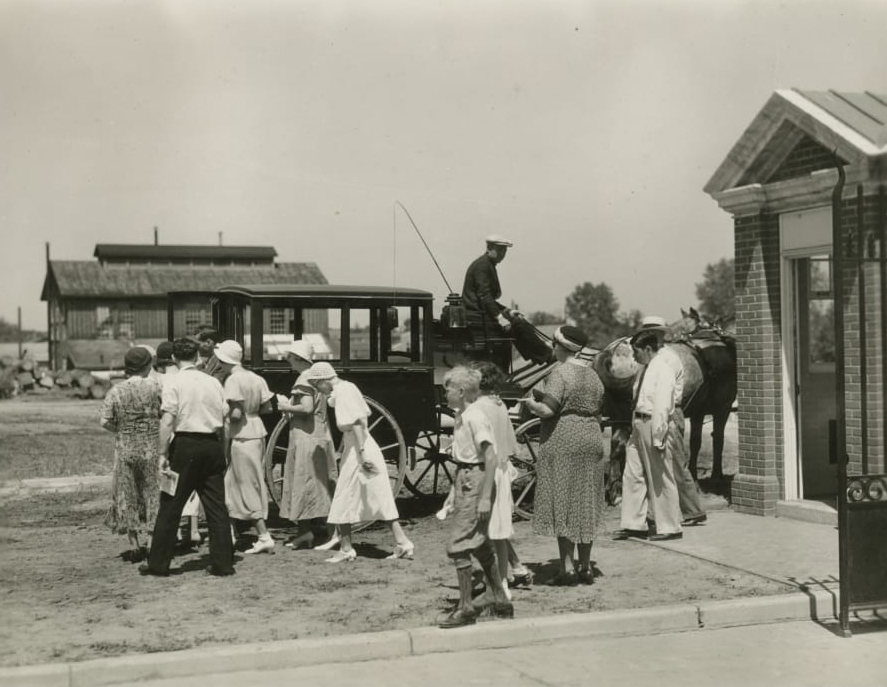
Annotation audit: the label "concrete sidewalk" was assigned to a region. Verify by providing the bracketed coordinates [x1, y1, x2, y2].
[1, 507, 864, 687]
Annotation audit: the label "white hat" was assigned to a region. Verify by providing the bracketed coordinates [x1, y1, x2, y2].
[641, 315, 667, 329]
[214, 340, 243, 365]
[284, 339, 314, 363]
[305, 361, 337, 381]
[485, 234, 513, 247]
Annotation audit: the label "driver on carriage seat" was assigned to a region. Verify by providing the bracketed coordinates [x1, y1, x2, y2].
[461, 235, 553, 366]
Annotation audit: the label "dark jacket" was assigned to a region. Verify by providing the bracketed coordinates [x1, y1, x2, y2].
[461, 254, 505, 320]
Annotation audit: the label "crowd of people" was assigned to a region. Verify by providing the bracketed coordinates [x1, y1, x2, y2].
[98, 234, 704, 628]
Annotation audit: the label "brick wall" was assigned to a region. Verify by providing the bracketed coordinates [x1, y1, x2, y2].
[767, 135, 840, 184]
[840, 191, 887, 477]
[733, 212, 783, 515]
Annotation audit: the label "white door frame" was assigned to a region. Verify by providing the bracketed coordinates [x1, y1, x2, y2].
[779, 205, 832, 501]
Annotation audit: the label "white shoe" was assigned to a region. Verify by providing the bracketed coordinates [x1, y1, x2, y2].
[325, 549, 357, 564]
[244, 537, 275, 554]
[314, 534, 340, 551]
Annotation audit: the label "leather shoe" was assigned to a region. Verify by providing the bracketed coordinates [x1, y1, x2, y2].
[491, 602, 514, 619]
[681, 515, 707, 526]
[649, 532, 683, 541]
[550, 571, 578, 587]
[138, 564, 168, 577]
[612, 529, 648, 540]
[205, 564, 236, 576]
[439, 608, 477, 629]
[577, 569, 594, 585]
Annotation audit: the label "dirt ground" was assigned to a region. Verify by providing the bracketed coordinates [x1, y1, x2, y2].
[0, 397, 763, 668]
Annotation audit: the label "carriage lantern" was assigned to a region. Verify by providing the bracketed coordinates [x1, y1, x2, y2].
[445, 292, 467, 328]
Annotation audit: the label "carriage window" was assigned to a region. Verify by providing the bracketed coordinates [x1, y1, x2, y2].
[387, 305, 423, 362]
[262, 306, 296, 360]
[348, 308, 375, 362]
[242, 304, 251, 361]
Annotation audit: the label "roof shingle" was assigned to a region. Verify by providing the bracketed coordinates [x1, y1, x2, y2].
[43, 261, 327, 299]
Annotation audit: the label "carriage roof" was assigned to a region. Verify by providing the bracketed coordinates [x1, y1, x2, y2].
[213, 284, 433, 301]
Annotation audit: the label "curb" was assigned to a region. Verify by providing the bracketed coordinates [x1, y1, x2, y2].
[0, 590, 839, 687]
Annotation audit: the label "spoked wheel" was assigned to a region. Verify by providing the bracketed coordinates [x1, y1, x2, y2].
[512, 418, 540, 520]
[353, 397, 408, 533]
[362, 396, 408, 499]
[263, 416, 289, 509]
[262, 397, 407, 533]
[404, 405, 457, 499]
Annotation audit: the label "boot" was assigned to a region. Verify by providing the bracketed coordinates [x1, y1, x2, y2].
[439, 567, 478, 629]
[478, 553, 514, 620]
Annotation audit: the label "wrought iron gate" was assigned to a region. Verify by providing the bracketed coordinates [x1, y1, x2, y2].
[833, 162, 887, 636]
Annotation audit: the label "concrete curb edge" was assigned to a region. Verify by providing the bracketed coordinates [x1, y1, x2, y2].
[0, 590, 839, 687]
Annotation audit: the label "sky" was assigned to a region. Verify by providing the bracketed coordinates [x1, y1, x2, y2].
[1, 0, 886, 330]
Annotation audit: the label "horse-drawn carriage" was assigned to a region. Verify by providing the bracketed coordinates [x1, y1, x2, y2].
[166, 283, 551, 519]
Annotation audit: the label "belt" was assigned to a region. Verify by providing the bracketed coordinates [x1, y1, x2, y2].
[175, 431, 218, 439]
[634, 411, 652, 421]
[456, 462, 485, 471]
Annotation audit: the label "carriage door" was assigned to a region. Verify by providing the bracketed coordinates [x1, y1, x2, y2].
[793, 255, 837, 498]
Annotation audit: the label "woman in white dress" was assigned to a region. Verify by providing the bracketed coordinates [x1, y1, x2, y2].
[215, 340, 275, 555]
[304, 362, 414, 564]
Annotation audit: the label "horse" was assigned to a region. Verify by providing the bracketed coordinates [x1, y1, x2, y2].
[595, 309, 737, 485]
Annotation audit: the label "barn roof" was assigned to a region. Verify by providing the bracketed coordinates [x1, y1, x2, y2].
[93, 244, 277, 262]
[42, 261, 327, 299]
[705, 89, 887, 195]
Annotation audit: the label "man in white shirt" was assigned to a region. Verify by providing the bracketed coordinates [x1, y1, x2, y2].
[142, 337, 235, 576]
[641, 317, 707, 527]
[614, 328, 683, 541]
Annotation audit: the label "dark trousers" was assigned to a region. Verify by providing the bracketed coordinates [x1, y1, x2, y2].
[148, 433, 234, 574]
[466, 311, 552, 366]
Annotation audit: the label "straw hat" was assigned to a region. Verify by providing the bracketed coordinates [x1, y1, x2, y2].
[214, 340, 243, 365]
[305, 361, 337, 381]
[284, 339, 314, 363]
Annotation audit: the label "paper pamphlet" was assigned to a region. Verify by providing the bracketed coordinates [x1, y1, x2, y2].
[159, 469, 180, 496]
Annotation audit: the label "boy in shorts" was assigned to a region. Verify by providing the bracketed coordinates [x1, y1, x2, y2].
[439, 366, 514, 629]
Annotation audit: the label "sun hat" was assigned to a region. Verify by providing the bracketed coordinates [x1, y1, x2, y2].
[124, 346, 153, 374]
[304, 361, 337, 381]
[553, 325, 588, 353]
[641, 315, 667, 329]
[284, 339, 314, 363]
[214, 340, 243, 365]
[485, 234, 513, 247]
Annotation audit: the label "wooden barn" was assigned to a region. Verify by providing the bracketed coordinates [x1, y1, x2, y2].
[41, 243, 327, 370]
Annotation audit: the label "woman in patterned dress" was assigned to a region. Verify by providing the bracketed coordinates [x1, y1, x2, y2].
[522, 325, 606, 586]
[277, 340, 337, 549]
[101, 347, 163, 561]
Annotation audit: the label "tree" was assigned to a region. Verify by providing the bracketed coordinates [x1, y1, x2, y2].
[695, 258, 735, 323]
[565, 282, 622, 347]
[528, 311, 562, 325]
[0, 317, 45, 343]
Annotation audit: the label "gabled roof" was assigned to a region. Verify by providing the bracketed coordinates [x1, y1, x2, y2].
[41, 262, 326, 299]
[93, 244, 278, 262]
[705, 89, 887, 195]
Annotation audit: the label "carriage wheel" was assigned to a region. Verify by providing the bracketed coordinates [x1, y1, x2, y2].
[263, 416, 289, 508]
[262, 397, 407, 523]
[404, 405, 457, 499]
[512, 418, 540, 520]
[363, 396, 408, 500]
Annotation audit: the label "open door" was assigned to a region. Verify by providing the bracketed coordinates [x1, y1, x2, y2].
[793, 255, 837, 498]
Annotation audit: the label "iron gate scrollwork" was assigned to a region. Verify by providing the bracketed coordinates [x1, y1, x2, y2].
[833, 159, 887, 636]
